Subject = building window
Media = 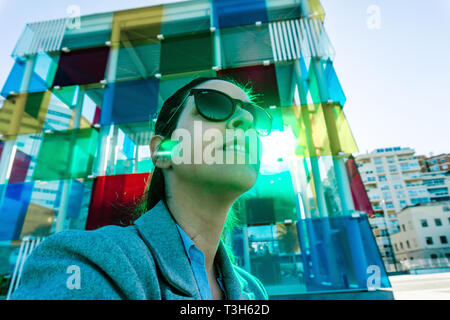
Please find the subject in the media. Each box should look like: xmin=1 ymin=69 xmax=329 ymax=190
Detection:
xmin=378 ymin=175 xmax=387 ymax=182
xmin=376 ymin=166 xmax=385 ymax=174
xmin=435 ymin=218 xmax=442 ymax=226
xmin=406 ymin=240 xmax=410 ymax=249
xmin=402 ymin=224 xmax=406 ymax=232
xmin=440 ymin=236 xmax=448 ymax=244
xmin=396 ymin=191 xmax=406 ymax=198
xmin=408 ymin=190 xmax=418 ymax=197
xmin=400 ymin=163 xmax=410 ymax=171
xmin=385 ymin=202 xmax=394 ymax=209
xmin=400 ymin=242 xmax=404 ymax=250
xmin=430 ymin=254 xmax=438 ymax=260
xmin=383 ymin=192 xmax=392 ymax=200
xmin=394 ymin=244 xmax=398 ymax=251
xmin=411 ymin=197 xmax=430 ymax=205
xmin=426 ymin=237 xmax=433 ymax=245
xmin=373 ymin=158 xmax=382 ymax=165
xmin=386 ymin=156 xmax=395 ymax=164
xmin=389 ymin=165 xmax=398 ymax=173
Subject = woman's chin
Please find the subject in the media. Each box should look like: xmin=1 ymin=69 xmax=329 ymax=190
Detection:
xmin=173 ymin=162 xmax=260 ymax=193
xmin=211 ymin=163 xmax=259 ymax=192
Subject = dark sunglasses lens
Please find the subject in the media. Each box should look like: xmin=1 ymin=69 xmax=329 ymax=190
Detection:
xmin=195 ymin=91 xmax=234 ymax=121
xmin=244 ymin=104 xmax=272 ymax=136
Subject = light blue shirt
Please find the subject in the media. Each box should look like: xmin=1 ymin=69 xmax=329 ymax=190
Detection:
xmin=175 ymin=224 xmax=226 ymax=300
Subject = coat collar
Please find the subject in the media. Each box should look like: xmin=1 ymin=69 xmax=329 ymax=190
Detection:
xmin=133 ymin=201 xmax=250 ymax=300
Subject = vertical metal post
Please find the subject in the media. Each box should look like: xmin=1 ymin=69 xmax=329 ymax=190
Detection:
xmin=54 ymin=87 xmax=84 ymax=233
xmin=293 ymin=60 xmax=341 ymax=286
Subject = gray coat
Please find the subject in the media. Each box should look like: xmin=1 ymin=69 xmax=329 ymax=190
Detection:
xmin=11 ymin=201 xmax=268 ymax=300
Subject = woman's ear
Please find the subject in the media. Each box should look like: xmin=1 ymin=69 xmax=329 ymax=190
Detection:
xmin=150 ymin=135 xmax=172 ymax=169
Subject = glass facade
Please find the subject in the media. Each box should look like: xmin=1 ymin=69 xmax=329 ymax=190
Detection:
xmin=0 ymin=0 xmax=390 ymax=298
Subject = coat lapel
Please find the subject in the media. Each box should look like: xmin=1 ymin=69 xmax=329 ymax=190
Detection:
xmin=134 ymin=200 xmax=251 ymax=300
xmin=134 ymin=201 xmax=200 ymax=299
xmin=215 ymin=241 xmax=250 ymax=300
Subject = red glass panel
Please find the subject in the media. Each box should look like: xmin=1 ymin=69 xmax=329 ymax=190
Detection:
xmin=85 ymin=172 xmax=151 ymax=230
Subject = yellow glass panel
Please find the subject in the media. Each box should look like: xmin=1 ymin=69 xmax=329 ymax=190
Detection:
xmin=19 ymin=202 xmax=55 ymax=238
xmin=308 ymin=0 xmax=325 ymax=21
xmin=110 ymin=6 xmax=164 ymax=48
xmin=0 ymin=91 xmax=51 ymax=138
xmin=279 ymin=103 xmax=358 ymax=157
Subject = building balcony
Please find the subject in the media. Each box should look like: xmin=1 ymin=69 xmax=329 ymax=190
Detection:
xmin=403 ymin=174 xmax=421 ymax=181
xmin=372 ymin=204 xmax=383 ymax=211
xmin=368 ymin=194 xmax=382 ymax=203
xmin=362 ymin=177 xmax=377 ymax=186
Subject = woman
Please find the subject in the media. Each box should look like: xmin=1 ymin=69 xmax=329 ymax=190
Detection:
xmin=11 ymin=77 xmax=271 ymax=300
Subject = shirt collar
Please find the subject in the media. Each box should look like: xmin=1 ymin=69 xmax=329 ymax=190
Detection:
xmin=175 ymin=224 xmax=196 ymax=261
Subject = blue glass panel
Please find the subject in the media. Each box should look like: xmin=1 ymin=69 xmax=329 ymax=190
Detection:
xmin=324 ymin=60 xmax=346 ymax=107
xmin=54 ymin=179 xmax=85 ymax=219
xmin=0 ymin=182 xmax=34 ymax=241
xmin=100 ymin=79 xmax=159 ymax=125
xmin=1 ymin=60 xmax=47 ymax=98
xmin=212 ymin=0 xmax=268 ymax=29
xmin=123 ymin=134 xmax=135 ymax=159
xmin=300 ymin=215 xmax=389 ymax=292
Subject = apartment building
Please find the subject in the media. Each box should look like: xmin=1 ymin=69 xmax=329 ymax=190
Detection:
xmin=356 ymin=147 xmax=450 ymax=270
xmin=418 ymin=154 xmax=450 ymax=173
xmin=356 ymin=147 xmax=428 ymax=267
xmin=391 ymin=201 xmax=450 ymax=266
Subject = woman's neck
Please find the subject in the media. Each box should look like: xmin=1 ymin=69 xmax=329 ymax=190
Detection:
xmin=165 ymin=174 xmax=238 ymax=273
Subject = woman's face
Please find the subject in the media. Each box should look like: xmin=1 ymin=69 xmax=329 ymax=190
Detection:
xmin=168 ymin=79 xmax=263 ymax=193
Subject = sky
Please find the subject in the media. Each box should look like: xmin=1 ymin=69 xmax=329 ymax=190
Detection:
xmin=0 ymin=0 xmax=448 ymax=156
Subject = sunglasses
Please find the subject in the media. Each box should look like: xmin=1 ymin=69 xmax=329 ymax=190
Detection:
xmin=167 ymin=88 xmax=272 ymax=136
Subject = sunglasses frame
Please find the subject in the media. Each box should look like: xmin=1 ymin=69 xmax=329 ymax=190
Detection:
xmin=165 ymin=88 xmax=272 ymax=136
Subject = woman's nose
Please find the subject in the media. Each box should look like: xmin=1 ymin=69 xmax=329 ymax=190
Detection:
xmin=226 ymin=106 xmax=254 ymax=131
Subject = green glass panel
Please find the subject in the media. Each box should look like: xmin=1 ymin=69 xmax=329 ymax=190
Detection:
xmin=61 ymin=13 xmax=113 ymax=50
xmin=221 ymin=24 xmax=273 ymax=68
xmin=137 ymin=159 xmax=154 ymax=173
xmin=275 ymin=63 xmax=296 ymax=107
xmin=52 ymin=86 xmax=78 ymax=108
xmin=159 ymin=31 xmax=213 ymax=76
xmin=161 ymin=1 xmax=210 ymax=36
xmin=33 ymin=128 xmax=98 ymax=181
xmin=266 ymin=0 xmax=301 ymax=21
xmin=157 ymin=70 xmax=216 ymax=110
xmin=236 ymin=172 xmax=297 ymax=225
xmin=114 ymin=42 xmax=161 ymax=81
xmin=24 ymin=92 xmax=45 ymax=119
